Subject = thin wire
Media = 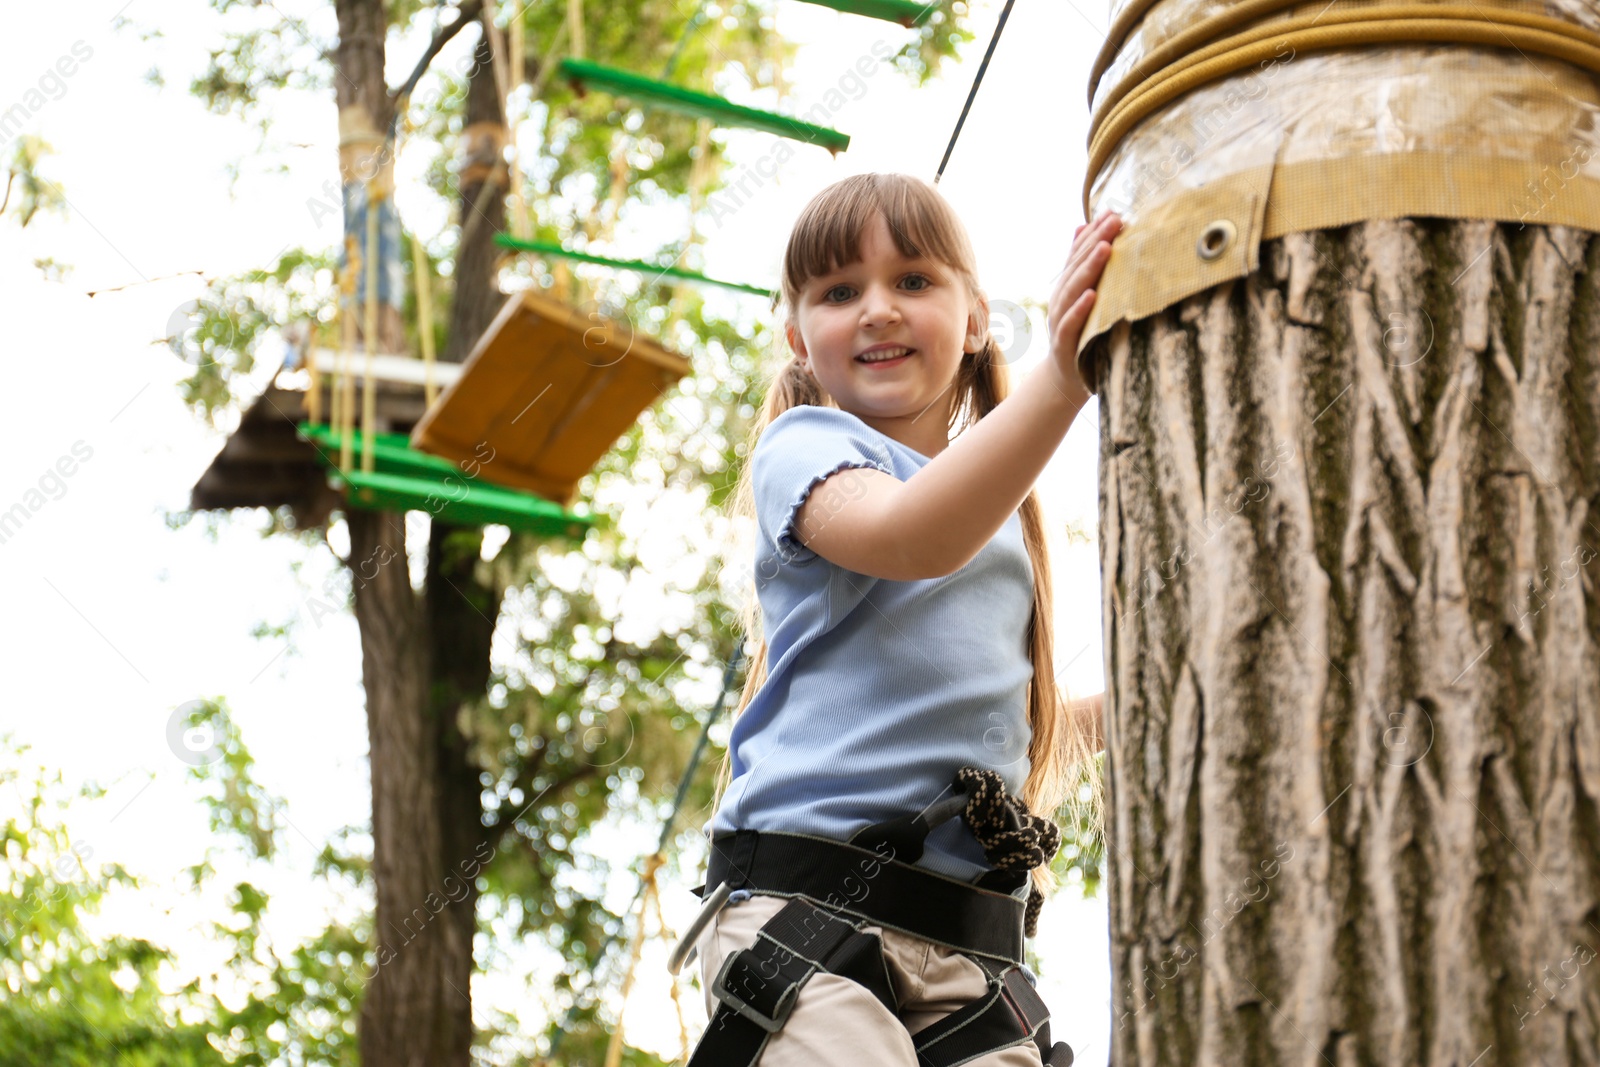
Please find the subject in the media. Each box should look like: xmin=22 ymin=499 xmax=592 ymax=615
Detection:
xmin=933 ymin=0 xmax=1019 ymax=185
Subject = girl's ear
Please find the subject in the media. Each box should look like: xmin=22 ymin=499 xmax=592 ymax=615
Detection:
xmin=786 ymin=321 xmax=809 ymax=367
xmin=964 ymin=293 xmax=991 ymax=353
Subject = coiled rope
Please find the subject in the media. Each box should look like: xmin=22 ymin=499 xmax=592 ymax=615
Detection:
xmin=1083 ymin=1 xmax=1600 ymax=216
xmin=956 ymin=767 xmax=1062 ymax=938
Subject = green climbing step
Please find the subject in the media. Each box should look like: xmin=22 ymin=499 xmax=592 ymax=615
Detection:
xmin=796 ymin=0 xmax=936 ymax=26
xmin=493 ymin=235 xmax=774 ymax=298
xmin=333 ymin=469 xmax=594 ymax=539
xmin=559 ymin=57 xmax=851 ymax=154
xmin=297 ymin=422 xmax=597 ymax=539
xmin=299 ymin=422 xmax=473 ymax=486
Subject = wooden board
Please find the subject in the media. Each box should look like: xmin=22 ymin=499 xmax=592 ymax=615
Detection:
xmin=408 ymin=289 xmax=692 ymax=505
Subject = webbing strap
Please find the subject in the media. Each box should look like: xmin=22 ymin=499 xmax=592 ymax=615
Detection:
xmin=689 ymin=898 xmax=895 ymax=1067
xmin=687 ymin=896 xmax=1075 ymax=1067
xmin=912 ymin=963 xmax=1053 ymax=1067
xmin=707 ymin=830 xmax=1027 ymax=964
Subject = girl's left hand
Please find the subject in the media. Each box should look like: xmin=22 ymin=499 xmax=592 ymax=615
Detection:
xmin=1046 ymin=210 xmax=1122 ymax=406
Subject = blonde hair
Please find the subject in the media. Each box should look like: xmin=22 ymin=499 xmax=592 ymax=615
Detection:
xmin=719 ymin=173 xmax=1103 ymax=896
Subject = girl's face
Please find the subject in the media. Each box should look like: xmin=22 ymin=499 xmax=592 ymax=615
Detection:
xmin=787 ymin=213 xmax=986 ymax=456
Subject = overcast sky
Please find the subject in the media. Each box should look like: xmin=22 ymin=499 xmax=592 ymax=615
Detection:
xmin=0 ymin=1 xmax=1115 ymax=1062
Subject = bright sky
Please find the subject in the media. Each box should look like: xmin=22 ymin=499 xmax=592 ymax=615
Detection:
xmin=0 ymin=0 xmax=1114 ymax=1062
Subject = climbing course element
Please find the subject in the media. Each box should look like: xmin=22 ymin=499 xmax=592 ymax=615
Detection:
xmin=795 ymin=0 xmax=937 ymax=26
xmin=409 ymin=289 xmax=693 ymax=506
xmin=494 ymin=234 xmax=774 ymax=298
xmin=1076 ymin=0 xmax=1600 ymax=383
xmin=298 ymin=422 xmax=596 ymax=539
xmin=559 ymin=57 xmax=852 ymax=153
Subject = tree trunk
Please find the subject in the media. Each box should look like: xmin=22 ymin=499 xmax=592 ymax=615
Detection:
xmin=335 ymin=4 xmax=501 ymax=1065
xmin=424 ymin=25 xmax=512 ymax=1066
xmin=1096 ymin=218 xmax=1600 ymax=1066
xmin=350 ymin=506 xmax=451 ymax=1067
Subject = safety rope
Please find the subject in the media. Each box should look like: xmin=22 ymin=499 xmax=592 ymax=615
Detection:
xmin=360 ymin=179 xmax=381 ymax=474
xmin=956 ymin=767 xmax=1061 ymax=938
xmin=410 ymin=233 xmax=439 ymax=409
xmin=337 ymin=234 xmax=360 ymax=472
xmin=1084 ymin=2 xmax=1600 ymax=215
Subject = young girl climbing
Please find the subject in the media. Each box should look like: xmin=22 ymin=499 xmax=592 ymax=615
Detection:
xmin=683 ymin=172 xmax=1121 ymax=1067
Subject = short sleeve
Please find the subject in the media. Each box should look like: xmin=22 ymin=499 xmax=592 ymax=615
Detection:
xmin=751 ymin=406 xmax=897 ymax=566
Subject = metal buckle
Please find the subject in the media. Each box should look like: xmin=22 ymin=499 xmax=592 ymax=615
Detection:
xmin=710 ymin=950 xmax=799 ymax=1034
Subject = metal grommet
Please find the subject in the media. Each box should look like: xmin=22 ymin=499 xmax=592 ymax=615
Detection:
xmin=1197 ymin=220 xmax=1236 ymax=261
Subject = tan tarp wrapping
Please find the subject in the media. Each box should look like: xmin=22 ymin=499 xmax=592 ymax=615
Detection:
xmin=1076 ymin=0 xmax=1600 ymax=389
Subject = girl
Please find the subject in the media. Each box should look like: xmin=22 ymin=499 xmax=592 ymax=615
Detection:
xmin=686 ymin=173 xmax=1120 ymax=1067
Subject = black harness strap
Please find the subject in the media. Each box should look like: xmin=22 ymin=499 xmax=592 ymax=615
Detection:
xmin=690 ymin=898 xmax=895 ymax=1067
xmin=912 ymin=959 xmax=1073 ymax=1067
xmin=706 ymin=829 xmax=1027 ymax=965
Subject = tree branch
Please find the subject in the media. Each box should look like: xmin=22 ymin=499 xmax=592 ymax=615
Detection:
xmin=389 ymin=0 xmax=486 ymax=108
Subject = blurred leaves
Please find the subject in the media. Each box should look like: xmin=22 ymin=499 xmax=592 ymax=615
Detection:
xmin=0 ymin=739 xmax=227 ymax=1065
xmin=3 ymin=135 xmax=66 ymax=228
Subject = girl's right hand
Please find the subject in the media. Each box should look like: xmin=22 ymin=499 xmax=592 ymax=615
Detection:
xmin=1046 ymin=209 xmax=1123 ymax=408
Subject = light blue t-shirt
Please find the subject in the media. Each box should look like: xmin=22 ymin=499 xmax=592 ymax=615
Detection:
xmin=711 ymin=404 xmax=1035 ymax=884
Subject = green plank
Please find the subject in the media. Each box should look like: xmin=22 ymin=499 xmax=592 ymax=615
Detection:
xmin=559 ymin=57 xmax=851 ymax=154
xmin=493 ymin=235 xmax=775 ymax=298
xmin=333 ymin=469 xmax=598 ymax=540
xmin=795 ymin=0 xmax=937 ymax=26
xmin=298 ymin=422 xmax=472 ymax=486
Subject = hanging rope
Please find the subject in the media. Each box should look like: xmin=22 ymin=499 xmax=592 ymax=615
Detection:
xmin=338 ymin=233 xmax=360 ymax=471
xmin=360 ymin=179 xmax=382 ymax=474
xmin=410 ymin=233 xmax=439 ymax=409
xmin=933 ymin=0 xmax=1017 ymax=185
xmin=662 ymin=1 xmax=709 ymax=82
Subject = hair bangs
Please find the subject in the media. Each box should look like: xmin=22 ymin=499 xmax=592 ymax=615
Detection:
xmin=780 ymin=174 xmax=977 ymax=313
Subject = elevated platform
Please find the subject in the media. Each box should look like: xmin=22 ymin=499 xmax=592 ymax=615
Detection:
xmin=409 ymin=289 xmax=693 ymax=507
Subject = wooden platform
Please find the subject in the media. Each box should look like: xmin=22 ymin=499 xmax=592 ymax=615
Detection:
xmin=408 ymin=289 xmax=693 ymax=506
xmin=189 ymin=352 xmax=463 ymax=529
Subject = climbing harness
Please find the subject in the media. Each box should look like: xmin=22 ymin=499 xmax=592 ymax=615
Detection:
xmin=681 ymin=767 xmax=1075 ymax=1067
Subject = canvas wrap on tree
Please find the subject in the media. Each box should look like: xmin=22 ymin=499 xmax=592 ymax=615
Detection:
xmin=1076 ymin=0 xmax=1600 ymax=389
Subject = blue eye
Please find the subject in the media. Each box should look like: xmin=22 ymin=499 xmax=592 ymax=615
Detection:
xmin=903 ymin=274 xmax=931 ymax=291
xmin=824 ymin=284 xmax=853 ymax=303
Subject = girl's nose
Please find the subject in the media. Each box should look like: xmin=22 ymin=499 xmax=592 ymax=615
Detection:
xmin=859 ymin=283 xmax=901 ymax=327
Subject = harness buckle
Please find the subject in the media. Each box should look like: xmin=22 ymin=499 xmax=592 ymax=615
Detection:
xmin=710 ymin=948 xmax=801 ymax=1034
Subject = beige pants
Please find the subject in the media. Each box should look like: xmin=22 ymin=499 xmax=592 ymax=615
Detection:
xmin=696 ymin=893 xmax=1046 ymax=1066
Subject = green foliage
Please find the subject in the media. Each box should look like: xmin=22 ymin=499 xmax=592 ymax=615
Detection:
xmin=175 ymin=703 xmax=372 ymax=1065
xmin=178 ymin=698 xmax=284 ymax=863
xmin=0 ymin=725 xmax=374 ymax=1067
xmin=3 ymin=135 xmax=66 ymax=228
xmin=169 ymin=249 xmax=329 ymax=427
xmin=0 ymin=740 xmax=228 ymax=1066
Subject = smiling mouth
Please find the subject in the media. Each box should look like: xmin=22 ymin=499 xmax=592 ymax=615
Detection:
xmin=856 ymin=346 xmax=915 ymax=364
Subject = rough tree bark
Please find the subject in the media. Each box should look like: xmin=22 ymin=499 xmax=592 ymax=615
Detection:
xmin=336 ymin=5 xmax=505 ymax=1065
xmin=1096 ymin=219 xmax=1600 ymax=1066
xmin=423 ymin=25 xmax=509 ymax=1066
